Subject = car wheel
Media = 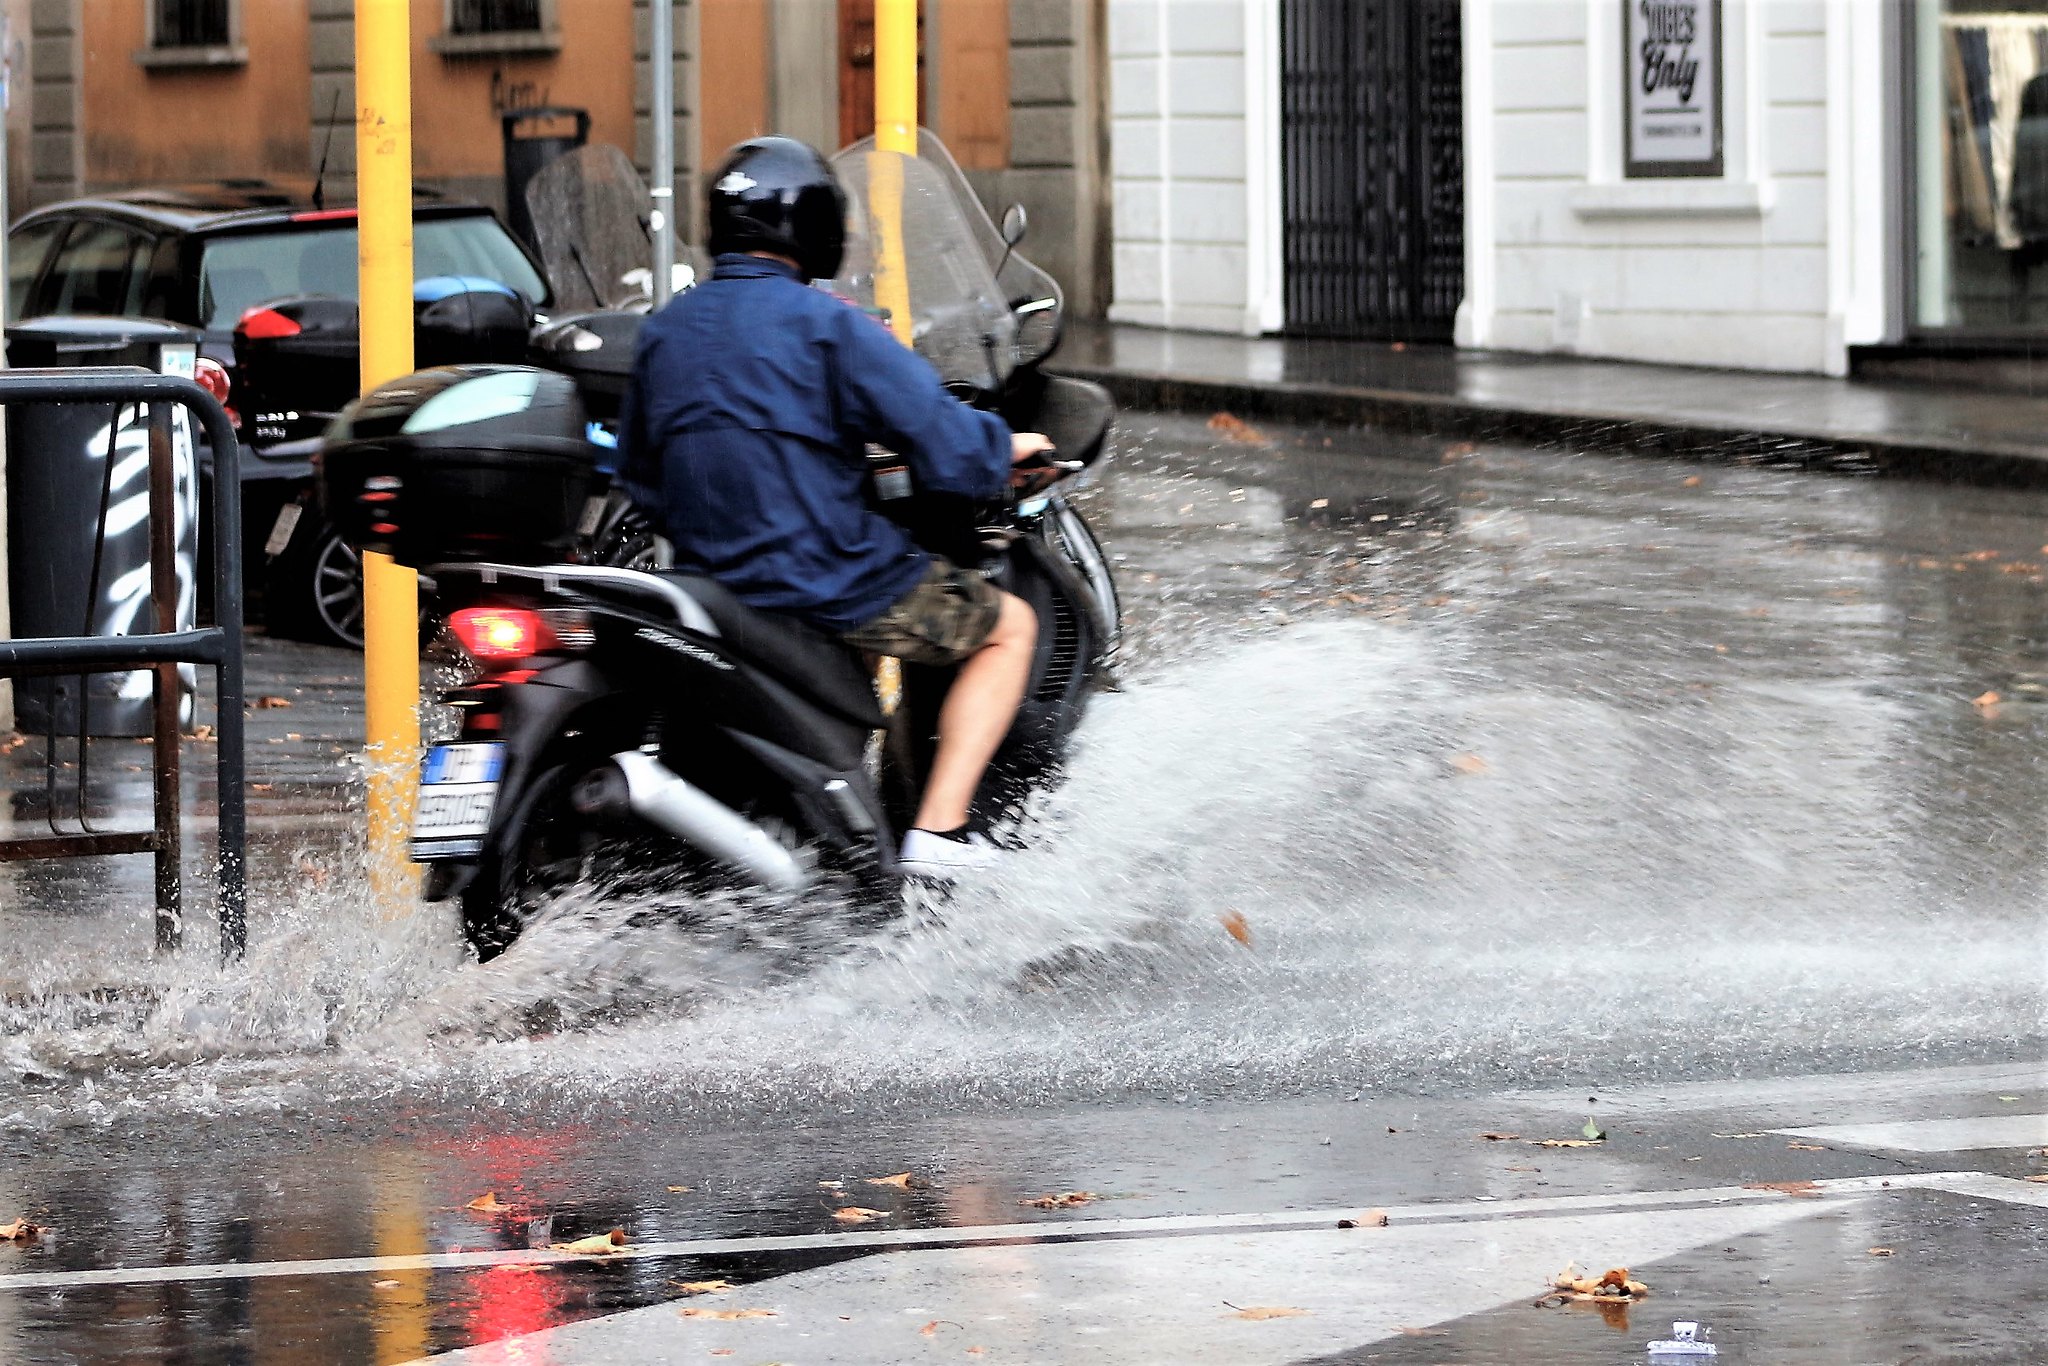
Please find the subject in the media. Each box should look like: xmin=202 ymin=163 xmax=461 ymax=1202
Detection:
xmin=265 ymin=519 xmax=365 ymax=647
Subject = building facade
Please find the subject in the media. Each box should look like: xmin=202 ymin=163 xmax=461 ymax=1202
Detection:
xmin=1107 ymin=1 xmax=2048 ymax=380
xmin=8 ymin=0 xmax=1110 ymax=314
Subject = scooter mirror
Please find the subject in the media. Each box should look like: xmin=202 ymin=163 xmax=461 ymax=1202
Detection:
xmin=1001 ymin=203 xmax=1029 ymax=246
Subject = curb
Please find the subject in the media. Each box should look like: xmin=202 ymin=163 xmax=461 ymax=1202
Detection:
xmin=1056 ymin=364 xmax=2048 ymax=491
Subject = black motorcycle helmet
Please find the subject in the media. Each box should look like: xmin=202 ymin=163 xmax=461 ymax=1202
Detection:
xmin=706 ymin=137 xmax=848 ymax=281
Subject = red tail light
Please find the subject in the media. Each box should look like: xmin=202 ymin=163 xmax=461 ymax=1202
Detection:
xmin=238 ymin=306 xmax=301 ymax=340
xmin=193 ymin=357 xmax=231 ymax=404
xmin=450 ymin=607 xmax=555 ymax=665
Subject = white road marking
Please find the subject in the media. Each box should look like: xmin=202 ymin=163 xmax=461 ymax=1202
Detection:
xmin=411 ymin=1197 xmax=1846 ymax=1366
xmin=1778 ymin=1113 xmax=2048 ymax=1153
xmin=0 ymin=1172 xmax=2005 ymax=1295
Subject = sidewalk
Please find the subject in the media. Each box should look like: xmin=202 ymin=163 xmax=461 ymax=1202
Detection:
xmin=1057 ymin=321 xmax=2048 ymax=487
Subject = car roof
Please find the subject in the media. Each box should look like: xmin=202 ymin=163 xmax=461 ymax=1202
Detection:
xmin=14 ymin=180 xmax=483 ymax=234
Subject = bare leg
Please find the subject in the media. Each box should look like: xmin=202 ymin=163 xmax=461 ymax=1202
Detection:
xmin=914 ymin=592 xmax=1036 ymax=832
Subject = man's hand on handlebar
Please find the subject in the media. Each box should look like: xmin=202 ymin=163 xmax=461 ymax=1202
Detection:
xmin=1010 ymin=432 xmax=1076 ymax=492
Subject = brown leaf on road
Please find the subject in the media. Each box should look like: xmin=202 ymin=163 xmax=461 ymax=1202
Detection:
xmin=679 ymin=1307 xmax=776 ymax=1321
xmin=1966 ymin=549 xmax=2002 ymax=561
xmin=1337 ymin=1209 xmax=1388 ymax=1229
xmin=1532 ymin=1138 xmax=1603 ymax=1148
xmin=967 ymin=1349 xmax=987 ymax=1357
xmin=0 ymin=1219 xmax=45 ymax=1242
xmin=865 ymin=1171 xmax=925 ymax=1190
xmin=1681 ymin=476 xmax=1702 ymax=488
xmin=1219 ymin=910 xmax=1253 ymax=947
xmin=1973 ymin=691 xmax=2002 ymax=710
xmin=1450 ymin=753 xmax=1488 ymax=775
xmin=1479 ymin=1132 xmax=1520 ymax=1141
xmin=1745 ymin=1180 xmax=1822 ymax=1199
xmin=1787 ymin=1142 xmax=1828 ymax=1152
xmin=919 ymin=1320 xmax=964 ymax=1337
xmin=1019 ymin=1191 xmax=1098 ymax=1210
xmin=674 ymin=1280 xmax=734 ymax=1296
xmin=1206 ymin=412 xmax=1274 ymax=447
xmin=254 ymin=695 xmax=294 ymax=709
xmin=464 ymin=1192 xmax=511 ymax=1213
xmin=550 ymin=1228 xmax=629 ymax=1255
xmin=1868 ymin=1247 xmax=1895 ymax=1257
xmin=1226 ymin=1305 xmax=1309 ymax=1320
xmin=830 ymin=1206 xmax=888 ymax=1223
xmin=2025 ymin=1175 xmax=2048 ymax=1184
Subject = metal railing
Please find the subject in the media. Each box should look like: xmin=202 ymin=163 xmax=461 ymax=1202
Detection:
xmin=0 ymin=368 xmax=246 ymax=958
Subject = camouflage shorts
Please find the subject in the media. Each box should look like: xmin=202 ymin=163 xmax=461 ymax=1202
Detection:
xmin=842 ymin=559 xmax=1002 ymax=666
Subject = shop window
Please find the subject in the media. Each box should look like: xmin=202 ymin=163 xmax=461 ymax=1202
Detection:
xmin=436 ymin=0 xmax=559 ymax=55
xmin=138 ymin=0 xmax=243 ymax=67
xmin=1914 ymin=0 xmax=2048 ymax=331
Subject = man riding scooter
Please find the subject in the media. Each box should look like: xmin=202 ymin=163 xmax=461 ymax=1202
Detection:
xmin=617 ymin=137 xmax=1055 ymax=879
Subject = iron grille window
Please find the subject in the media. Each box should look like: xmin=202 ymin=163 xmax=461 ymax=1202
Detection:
xmin=154 ymin=0 xmax=231 ymax=48
xmin=450 ymin=0 xmax=544 ymax=34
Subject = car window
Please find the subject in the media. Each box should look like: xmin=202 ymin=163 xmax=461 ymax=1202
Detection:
xmin=45 ymin=220 xmax=153 ymax=315
xmin=197 ymin=215 xmax=551 ymax=329
xmin=7 ymin=219 xmax=64 ymax=321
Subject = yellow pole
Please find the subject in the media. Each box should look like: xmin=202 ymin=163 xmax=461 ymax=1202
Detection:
xmin=356 ymin=0 xmax=420 ymax=904
xmin=871 ymin=0 xmax=918 ymax=717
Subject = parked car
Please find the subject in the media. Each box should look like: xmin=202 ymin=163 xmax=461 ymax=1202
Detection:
xmin=7 ymin=181 xmax=554 ymax=645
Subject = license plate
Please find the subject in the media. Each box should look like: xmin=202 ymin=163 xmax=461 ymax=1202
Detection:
xmin=264 ymin=502 xmax=303 ymax=557
xmin=410 ymin=742 xmax=505 ymax=859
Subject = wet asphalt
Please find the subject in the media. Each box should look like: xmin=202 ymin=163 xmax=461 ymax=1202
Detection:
xmin=0 ymin=411 xmax=2046 ymax=1362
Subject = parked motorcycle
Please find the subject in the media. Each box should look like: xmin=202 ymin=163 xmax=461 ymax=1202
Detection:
xmin=319 ymin=132 xmax=1119 ymax=960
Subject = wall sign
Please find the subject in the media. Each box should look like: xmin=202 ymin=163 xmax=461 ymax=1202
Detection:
xmin=1624 ymin=0 xmax=1723 ymax=178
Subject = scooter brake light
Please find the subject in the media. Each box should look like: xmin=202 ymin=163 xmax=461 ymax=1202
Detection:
xmin=450 ymin=607 xmax=556 ymax=665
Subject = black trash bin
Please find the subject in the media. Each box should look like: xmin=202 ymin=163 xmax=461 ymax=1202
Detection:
xmin=6 ymin=316 xmax=203 ymax=736
xmin=503 ymin=106 xmax=591 ymax=255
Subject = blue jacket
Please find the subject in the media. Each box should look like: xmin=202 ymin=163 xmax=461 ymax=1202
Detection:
xmin=618 ymin=254 xmax=1014 ymax=630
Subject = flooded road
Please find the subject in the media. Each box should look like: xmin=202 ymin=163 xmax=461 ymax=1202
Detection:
xmin=1 ymin=413 xmax=2045 ymax=1360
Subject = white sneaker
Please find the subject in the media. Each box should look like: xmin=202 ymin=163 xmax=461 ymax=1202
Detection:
xmin=898 ymin=827 xmax=1000 ymax=880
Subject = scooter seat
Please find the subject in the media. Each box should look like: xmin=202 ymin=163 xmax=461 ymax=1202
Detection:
xmin=660 ymin=574 xmax=887 ymax=730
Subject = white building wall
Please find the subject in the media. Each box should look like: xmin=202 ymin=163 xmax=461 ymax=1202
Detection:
xmin=1467 ymin=0 xmax=1892 ymax=375
xmin=1107 ymin=0 xmax=1281 ymax=334
xmin=1102 ymin=0 xmax=1892 ymax=375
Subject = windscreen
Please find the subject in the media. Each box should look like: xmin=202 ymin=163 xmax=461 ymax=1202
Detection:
xmin=197 ymin=216 xmax=550 ymax=329
xmin=833 ymin=130 xmax=1064 ymax=371
xmin=828 ymin=143 xmax=1019 ymax=391
xmin=524 ymin=144 xmax=704 ymax=311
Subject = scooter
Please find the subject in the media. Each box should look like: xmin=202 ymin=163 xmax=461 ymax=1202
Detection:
xmin=320 ymin=133 xmax=1119 ymax=960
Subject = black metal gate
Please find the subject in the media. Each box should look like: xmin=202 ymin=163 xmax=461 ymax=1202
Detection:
xmin=1280 ymin=0 xmax=1464 ymax=341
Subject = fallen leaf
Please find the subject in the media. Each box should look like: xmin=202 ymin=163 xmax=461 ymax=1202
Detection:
xmin=1480 ymin=1132 xmax=1520 ymax=1141
xmin=865 ymin=1172 xmax=921 ymax=1189
xmin=1507 ymin=1164 xmax=1542 ymax=1172
xmin=0 ymin=1219 xmax=44 ymax=1242
xmin=1868 ymin=1247 xmax=1894 ymax=1257
xmin=830 ymin=1206 xmax=888 ymax=1223
xmin=1682 ymin=476 xmax=1702 ymax=488
xmin=1582 ymin=1118 xmax=1607 ymax=1141
xmin=1206 ymin=412 xmax=1274 ymax=447
xmin=1967 ymin=550 xmax=2002 ymax=561
xmin=1227 ymin=1305 xmax=1309 ymax=1320
xmin=190 ymin=724 xmax=215 ymax=741
xmin=1711 ymin=1132 xmax=1767 ymax=1139
xmin=372 ymin=1279 xmax=402 ymax=1289
xmin=710 ymin=1353 xmax=734 ymax=1359
xmin=465 ymin=1192 xmax=511 ymax=1213
xmin=918 ymin=1319 xmax=964 ymax=1336
xmin=1337 ymin=1209 xmax=1388 ymax=1229
xmin=1219 ymin=910 xmax=1253 ymax=947
xmin=1787 ymin=1142 xmax=1828 ymax=1152
xmin=674 ymin=1280 xmax=734 ymax=1296
xmin=1974 ymin=691 xmax=2002 ymax=709
xmin=817 ymin=1180 xmax=844 ymax=1189
xmin=551 ymin=1228 xmax=629 ymax=1254
xmin=1744 ymin=1180 xmax=1822 ymax=1199
xmin=679 ymin=1307 xmax=776 ymax=1320
xmin=1998 ymin=1095 xmax=2022 ymax=1102
xmin=1533 ymin=1138 xmax=1603 ymax=1148
xmin=1309 ymin=497 xmax=1330 ymax=509
xmin=1450 ymin=753 xmax=1488 ymax=775
xmin=255 ymin=695 xmax=294 ymax=709
xmin=1019 ymin=1191 xmax=1098 ymax=1210
xmin=667 ymin=1185 xmax=693 ymax=1193
xmin=2024 ymin=1175 xmax=2048 ymax=1184
xmin=967 ymin=1349 xmax=987 ymax=1357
